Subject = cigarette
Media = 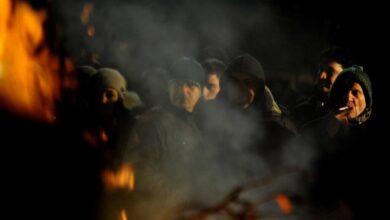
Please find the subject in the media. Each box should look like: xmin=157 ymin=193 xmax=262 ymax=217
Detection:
xmin=338 ymin=106 xmax=350 ymax=111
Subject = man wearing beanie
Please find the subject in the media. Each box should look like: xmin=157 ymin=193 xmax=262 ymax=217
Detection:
xmin=301 ymin=66 xmax=373 ymax=219
xmin=198 ymin=54 xmax=294 ymax=168
xmin=121 ymin=57 xmax=206 ymax=220
xmin=83 ymin=67 xmax=142 ymax=152
xmin=292 ymin=47 xmax=354 ymax=130
xmin=302 ymin=65 xmax=372 ymax=138
xmin=127 ymin=57 xmax=204 ymax=162
xmin=330 ymin=65 xmax=372 ymax=126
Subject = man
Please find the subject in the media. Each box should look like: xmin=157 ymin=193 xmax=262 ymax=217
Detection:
xmin=292 ymin=47 xmax=353 ymax=129
xmin=127 ymin=56 xmax=205 ymax=167
xmin=302 ymin=65 xmax=372 ymax=138
xmin=302 ymin=66 xmax=373 ymax=219
xmin=122 ymin=57 xmax=205 ymax=220
xmin=200 ymin=54 xmax=294 ymax=167
xmin=329 ymin=66 xmax=372 ymax=127
xmin=202 ymin=58 xmax=226 ymax=101
xmin=84 ymin=67 xmax=142 ymax=151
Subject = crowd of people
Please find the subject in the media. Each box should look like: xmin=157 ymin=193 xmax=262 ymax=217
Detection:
xmin=61 ymin=46 xmax=373 ymax=220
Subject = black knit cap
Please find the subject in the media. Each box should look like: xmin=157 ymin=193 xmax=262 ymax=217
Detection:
xmin=169 ymin=57 xmax=205 ymax=86
xmin=221 ymin=54 xmax=266 ymax=99
xmin=224 ymin=54 xmax=265 ymax=82
xmin=329 ymin=65 xmax=372 ymax=110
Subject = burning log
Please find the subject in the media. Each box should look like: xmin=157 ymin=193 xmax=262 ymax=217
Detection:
xmin=120 ymin=209 xmax=128 ymax=220
xmin=163 ymin=167 xmax=301 ymax=220
xmin=274 ymin=194 xmax=292 ymax=215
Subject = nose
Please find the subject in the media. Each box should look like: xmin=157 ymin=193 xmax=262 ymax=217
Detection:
xmin=347 ymin=90 xmax=354 ymax=101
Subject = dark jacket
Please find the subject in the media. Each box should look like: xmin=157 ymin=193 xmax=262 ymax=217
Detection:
xmin=291 ymin=90 xmax=330 ymax=131
xmin=126 ymin=105 xmax=203 ymax=170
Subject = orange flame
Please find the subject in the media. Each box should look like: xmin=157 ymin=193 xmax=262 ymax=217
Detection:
xmin=0 ymin=0 xmax=70 ymax=123
xmin=100 ymin=129 xmax=109 ymax=143
xmin=80 ymin=3 xmax=93 ymax=25
xmin=274 ymin=193 xmax=292 ymax=215
xmin=119 ymin=209 xmax=127 ymax=220
xmin=87 ymin=25 xmax=95 ymax=37
xmin=102 ymin=163 xmax=135 ymax=191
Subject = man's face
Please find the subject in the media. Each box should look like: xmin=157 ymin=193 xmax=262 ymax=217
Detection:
xmin=168 ymin=80 xmax=202 ymax=113
xmin=318 ymin=61 xmax=343 ymax=96
xmin=91 ymin=87 xmax=121 ymax=120
xmin=226 ymin=72 xmax=256 ymax=109
xmin=344 ymin=82 xmax=367 ymax=119
xmin=203 ymin=73 xmax=220 ymax=101
xmin=101 ymin=88 xmax=120 ymax=105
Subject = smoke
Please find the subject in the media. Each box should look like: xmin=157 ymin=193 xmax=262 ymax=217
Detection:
xmin=49 ymin=0 xmax=323 ymax=219
xmin=52 ymin=0 xmax=323 ymax=86
xmin=113 ymin=98 xmax=319 ymax=220
xmin=53 ymin=0 xmax=233 ymax=80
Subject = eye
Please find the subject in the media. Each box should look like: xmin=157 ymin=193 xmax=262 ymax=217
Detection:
xmin=351 ymin=88 xmax=364 ymax=98
xmin=325 ymin=67 xmax=335 ymax=76
xmin=205 ymin=83 xmax=213 ymax=89
xmin=103 ymin=89 xmax=119 ymax=103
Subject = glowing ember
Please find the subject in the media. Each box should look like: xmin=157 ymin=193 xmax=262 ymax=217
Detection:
xmin=80 ymin=3 xmax=93 ymax=25
xmin=119 ymin=209 xmax=127 ymax=220
xmin=102 ymin=163 xmax=135 ymax=191
xmin=274 ymin=193 xmax=292 ymax=215
xmin=100 ymin=129 xmax=109 ymax=143
xmin=0 ymin=0 xmax=71 ymax=123
xmin=87 ymin=25 xmax=95 ymax=37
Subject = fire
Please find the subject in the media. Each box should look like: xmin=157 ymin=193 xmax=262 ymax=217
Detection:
xmin=0 ymin=0 xmax=70 ymax=123
xmin=87 ymin=25 xmax=95 ymax=37
xmin=80 ymin=3 xmax=93 ymax=25
xmin=100 ymin=129 xmax=109 ymax=143
xmin=119 ymin=209 xmax=127 ymax=220
xmin=274 ymin=193 xmax=292 ymax=215
xmin=81 ymin=4 xmax=95 ymax=38
xmin=102 ymin=163 xmax=135 ymax=191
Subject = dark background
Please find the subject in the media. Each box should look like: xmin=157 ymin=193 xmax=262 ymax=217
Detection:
xmin=2 ymin=0 xmax=386 ymax=219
